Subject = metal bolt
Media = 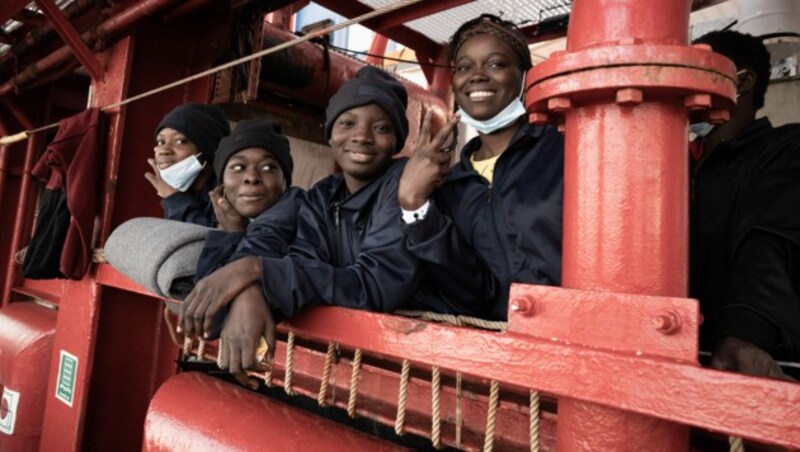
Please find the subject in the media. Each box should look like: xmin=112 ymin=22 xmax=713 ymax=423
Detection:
xmin=692 ymin=43 xmax=712 ymax=51
xmin=557 ymin=123 xmax=566 ymax=134
xmin=529 ymin=111 xmax=550 ymax=124
xmin=510 ymin=297 xmax=536 ymax=317
xmin=548 ymin=97 xmax=572 ymax=113
xmin=652 ymin=310 xmax=682 ymax=335
xmin=616 ymin=88 xmax=643 ymax=107
xmin=618 ymin=37 xmax=642 ymax=45
xmin=684 ymin=93 xmax=712 ymax=110
xmin=707 ymin=108 xmax=730 ymax=124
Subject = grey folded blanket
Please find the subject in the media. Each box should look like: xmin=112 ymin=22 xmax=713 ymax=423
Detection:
xmin=104 ymin=217 xmax=209 ymax=300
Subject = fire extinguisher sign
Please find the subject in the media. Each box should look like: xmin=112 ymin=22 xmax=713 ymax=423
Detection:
xmin=55 ymin=350 xmax=79 ymax=407
xmin=0 ymin=387 xmax=20 ymax=435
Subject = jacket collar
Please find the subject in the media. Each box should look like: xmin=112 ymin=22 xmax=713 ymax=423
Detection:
xmin=325 ymin=165 xmax=391 ymax=222
xmin=449 ymin=121 xmax=546 ymax=182
xmin=701 ymin=117 xmax=773 ymax=168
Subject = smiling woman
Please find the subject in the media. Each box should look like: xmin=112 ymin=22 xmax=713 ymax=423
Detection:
xmin=398 ymin=14 xmax=565 ymax=321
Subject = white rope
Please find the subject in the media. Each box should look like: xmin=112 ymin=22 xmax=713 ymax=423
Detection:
xmin=347 ymin=349 xmax=363 ymax=418
xmin=0 ymin=0 xmax=426 ymax=143
xmin=395 ymin=359 xmax=411 ymax=436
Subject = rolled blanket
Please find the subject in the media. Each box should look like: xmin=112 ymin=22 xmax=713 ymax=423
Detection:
xmin=104 ymin=218 xmax=210 ymax=299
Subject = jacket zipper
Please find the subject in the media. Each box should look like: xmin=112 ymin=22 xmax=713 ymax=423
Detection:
xmin=484 ymin=166 xmax=514 ymax=284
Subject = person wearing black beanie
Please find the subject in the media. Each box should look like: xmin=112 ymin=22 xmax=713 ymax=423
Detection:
xmin=146 ymin=102 xmax=230 ymax=227
xmin=325 ymin=66 xmax=409 ymax=153
xmin=210 ymin=118 xmax=294 ymax=231
xmin=180 ymin=66 xmax=475 ymax=378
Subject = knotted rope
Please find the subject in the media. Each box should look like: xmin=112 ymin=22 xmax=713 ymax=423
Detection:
xmin=395 ymin=359 xmax=411 ymax=435
xmin=285 ymin=331 xmax=296 ymax=395
xmin=530 ymin=390 xmax=540 ymax=452
xmin=318 ymin=341 xmax=337 ymax=406
xmin=162 ymin=306 xmax=182 ymax=347
xmin=347 ymin=348 xmax=363 ymax=418
xmin=431 ymin=366 xmax=442 ymax=449
xmin=729 ymin=436 xmax=745 ymax=452
xmin=483 ymin=380 xmax=501 ymax=452
xmin=395 ymin=310 xmax=507 ymax=332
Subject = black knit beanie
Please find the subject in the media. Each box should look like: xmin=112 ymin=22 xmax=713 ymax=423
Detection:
xmin=214 ymin=118 xmax=293 ymax=187
xmin=156 ymin=102 xmax=230 ymax=166
xmin=325 ymin=66 xmax=409 ymax=153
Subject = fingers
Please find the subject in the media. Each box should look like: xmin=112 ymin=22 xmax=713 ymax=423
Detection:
xmin=419 ymin=109 xmax=433 ymax=145
xmin=430 ymin=114 xmax=461 ymax=150
xmin=240 ymin=333 xmax=256 ymax=371
xmin=264 ymin=314 xmax=277 ymax=363
xmin=147 ymin=158 xmax=159 ymax=173
xmin=209 ymin=185 xmax=223 ymax=202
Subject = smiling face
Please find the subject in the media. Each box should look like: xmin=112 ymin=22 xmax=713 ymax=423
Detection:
xmin=154 ymin=127 xmax=201 ymax=170
xmin=452 ymin=33 xmax=524 ymax=121
xmin=222 ymin=147 xmax=285 ymax=218
xmin=328 ymin=103 xmax=396 ymax=193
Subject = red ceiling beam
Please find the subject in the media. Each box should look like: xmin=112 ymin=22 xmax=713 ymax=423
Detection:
xmin=0 ymin=0 xmax=31 ymax=26
xmin=312 ymin=0 xmax=441 ymax=56
xmin=13 ymin=9 xmax=46 ymax=27
xmin=362 ymin=0 xmax=474 ymax=32
xmin=34 ymin=0 xmax=105 ymax=81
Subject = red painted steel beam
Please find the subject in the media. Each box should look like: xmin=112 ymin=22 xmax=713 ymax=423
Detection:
xmin=34 ymin=0 xmax=105 ymax=81
xmin=312 ymin=0 xmax=441 ymax=57
xmin=145 ymin=372 xmax=412 ymax=451
xmin=283 ymin=306 xmax=800 ymax=449
xmin=366 ymin=33 xmax=389 ymax=66
xmin=1 ymin=97 xmax=34 ymax=307
xmin=0 ymin=0 xmax=183 ymax=97
xmin=0 ymin=0 xmax=30 ymax=26
xmin=362 ymin=0 xmax=474 ymax=32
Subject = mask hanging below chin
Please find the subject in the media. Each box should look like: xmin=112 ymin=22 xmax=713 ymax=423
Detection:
xmin=159 ymin=154 xmax=205 ymax=192
xmin=459 ymin=76 xmax=527 ymax=135
xmin=690 ymin=122 xmax=715 ymax=138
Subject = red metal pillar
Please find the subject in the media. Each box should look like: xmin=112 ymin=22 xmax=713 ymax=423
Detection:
xmin=526 ymin=0 xmax=736 ymax=450
xmin=1 ymin=98 xmax=36 ymax=307
xmin=366 ymin=33 xmax=389 ymax=66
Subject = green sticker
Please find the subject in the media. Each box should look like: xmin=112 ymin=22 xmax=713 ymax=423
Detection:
xmin=55 ymin=350 xmax=79 ymax=407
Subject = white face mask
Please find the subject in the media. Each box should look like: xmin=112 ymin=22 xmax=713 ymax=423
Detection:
xmin=690 ymin=122 xmax=715 ymax=138
xmin=459 ymin=77 xmax=527 ymax=135
xmin=159 ymin=154 xmax=205 ymax=192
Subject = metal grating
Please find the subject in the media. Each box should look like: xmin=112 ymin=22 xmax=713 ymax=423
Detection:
xmin=361 ymin=0 xmax=571 ymax=44
xmin=0 ymin=0 xmax=75 ymax=55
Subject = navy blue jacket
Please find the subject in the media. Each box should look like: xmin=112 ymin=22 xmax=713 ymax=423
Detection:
xmin=405 ymin=122 xmax=564 ymax=320
xmin=259 ymin=159 xmax=467 ymax=318
xmin=691 ymin=118 xmax=800 ymax=360
xmin=162 ymin=174 xmax=217 ymax=227
xmin=195 ymin=187 xmax=304 ymax=281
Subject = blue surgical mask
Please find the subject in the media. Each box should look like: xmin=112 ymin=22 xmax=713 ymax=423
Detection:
xmin=159 ymin=154 xmax=205 ymax=192
xmin=690 ymin=122 xmax=715 ymax=138
xmin=459 ymin=78 xmax=527 ymax=134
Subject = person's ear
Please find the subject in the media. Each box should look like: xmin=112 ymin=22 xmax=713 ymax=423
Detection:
xmin=736 ymin=68 xmax=757 ymax=95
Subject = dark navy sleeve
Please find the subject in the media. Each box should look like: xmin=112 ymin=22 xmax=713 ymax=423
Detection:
xmin=719 ymin=228 xmax=800 ymax=361
xmin=403 ymin=199 xmax=501 ymax=317
xmin=161 ymin=191 xmax=216 ymax=227
xmin=231 ymin=187 xmax=304 ymax=261
xmin=259 ymin=173 xmax=425 ymax=318
xmin=195 ymin=230 xmax=246 ymax=281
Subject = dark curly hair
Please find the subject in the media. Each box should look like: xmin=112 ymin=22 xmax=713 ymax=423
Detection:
xmin=695 ymin=30 xmax=771 ymax=110
xmin=447 ymin=14 xmax=532 ymax=71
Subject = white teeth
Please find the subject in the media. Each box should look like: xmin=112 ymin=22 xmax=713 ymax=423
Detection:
xmin=469 ymin=91 xmax=495 ymax=99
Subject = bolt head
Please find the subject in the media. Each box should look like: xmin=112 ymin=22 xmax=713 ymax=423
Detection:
xmin=616 ymin=88 xmax=643 ymax=107
xmin=684 ymin=94 xmax=712 ymax=110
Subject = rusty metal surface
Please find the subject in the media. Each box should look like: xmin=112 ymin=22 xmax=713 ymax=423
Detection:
xmin=144 ymin=372 xmax=411 ymax=452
